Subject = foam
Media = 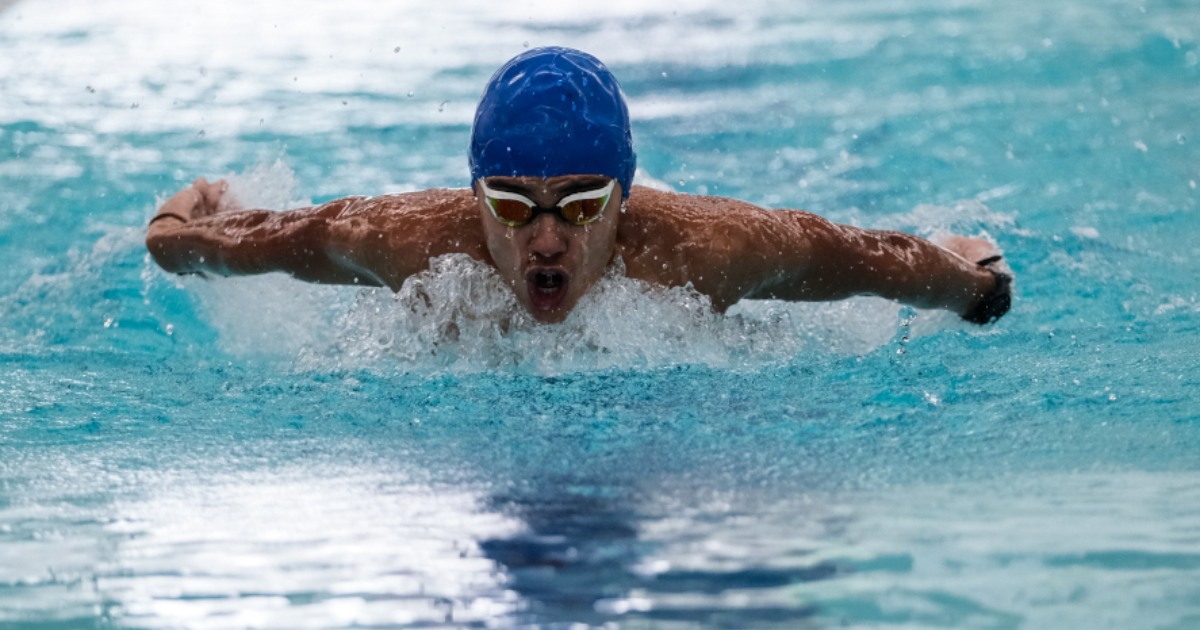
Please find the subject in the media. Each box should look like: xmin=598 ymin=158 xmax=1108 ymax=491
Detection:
xmin=189 ymin=253 xmax=952 ymax=376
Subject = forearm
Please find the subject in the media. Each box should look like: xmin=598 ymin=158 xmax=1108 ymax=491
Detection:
xmin=754 ymin=212 xmax=996 ymax=315
xmin=146 ymin=199 xmax=382 ymax=285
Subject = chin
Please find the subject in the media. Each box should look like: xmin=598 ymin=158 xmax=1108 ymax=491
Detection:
xmin=526 ymin=301 xmax=572 ymax=324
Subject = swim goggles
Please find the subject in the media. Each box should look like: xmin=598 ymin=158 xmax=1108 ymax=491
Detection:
xmin=478 ymin=179 xmax=615 ymax=227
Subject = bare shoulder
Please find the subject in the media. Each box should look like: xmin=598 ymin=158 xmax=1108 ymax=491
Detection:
xmin=619 ymin=187 xmax=748 ymax=251
xmin=325 ymin=188 xmax=488 ymax=288
xmin=617 ymin=187 xmax=827 ymax=309
xmin=328 ymin=188 xmax=476 ymax=226
xmin=618 ymin=187 xmax=784 ymax=305
xmin=618 ymin=186 xmax=821 ymax=237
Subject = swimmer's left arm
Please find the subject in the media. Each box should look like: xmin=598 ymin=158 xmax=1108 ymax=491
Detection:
xmin=740 ymin=208 xmax=1008 ymax=322
xmin=635 ymin=190 xmax=1010 ymax=322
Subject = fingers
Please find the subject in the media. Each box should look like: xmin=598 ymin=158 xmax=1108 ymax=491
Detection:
xmin=187 ymin=177 xmax=229 ymax=217
xmin=201 ymin=179 xmax=228 ymax=210
xmin=939 ymin=235 xmax=998 ymax=265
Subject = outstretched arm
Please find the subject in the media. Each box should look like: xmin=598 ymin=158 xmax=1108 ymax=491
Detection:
xmin=146 ymin=179 xmax=486 ymax=289
xmin=621 ymin=188 xmax=1012 ymax=323
xmin=747 ymin=209 xmax=1009 ymax=321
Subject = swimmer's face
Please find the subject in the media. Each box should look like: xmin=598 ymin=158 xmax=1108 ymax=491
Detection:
xmin=474 ymin=175 xmax=622 ymax=323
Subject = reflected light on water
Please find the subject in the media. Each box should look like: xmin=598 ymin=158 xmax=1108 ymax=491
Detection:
xmin=101 ymin=466 xmax=526 ymax=628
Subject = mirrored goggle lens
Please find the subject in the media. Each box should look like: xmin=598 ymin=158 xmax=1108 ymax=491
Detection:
xmin=559 ymin=195 xmax=608 ymax=225
xmin=488 ymin=197 xmax=533 ymax=226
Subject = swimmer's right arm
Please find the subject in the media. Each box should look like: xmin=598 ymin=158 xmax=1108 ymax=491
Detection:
xmin=146 ymin=179 xmax=487 ymax=288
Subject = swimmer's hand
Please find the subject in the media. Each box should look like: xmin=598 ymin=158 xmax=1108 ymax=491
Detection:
xmin=148 ymin=178 xmax=234 ymax=231
xmin=939 ymin=235 xmax=1014 ymax=324
xmin=939 ymin=235 xmax=1001 ymax=266
xmin=146 ymin=178 xmax=238 ymax=278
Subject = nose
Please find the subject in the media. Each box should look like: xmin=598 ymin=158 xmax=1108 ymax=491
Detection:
xmin=527 ymin=213 xmax=568 ymax=260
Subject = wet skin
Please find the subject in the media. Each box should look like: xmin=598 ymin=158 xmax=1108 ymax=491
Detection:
xmin=146 ymin=176 xmax=1002 ymax=322
xmin=474 ymin=175 xmax=620 ymax=323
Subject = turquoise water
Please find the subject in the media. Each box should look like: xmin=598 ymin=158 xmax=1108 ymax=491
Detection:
xmin=2 ymin=0 xmax=1199 ymax=627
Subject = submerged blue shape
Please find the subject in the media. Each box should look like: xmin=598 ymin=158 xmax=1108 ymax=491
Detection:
xmin=469 ymin=46 xmax=636 ymax=198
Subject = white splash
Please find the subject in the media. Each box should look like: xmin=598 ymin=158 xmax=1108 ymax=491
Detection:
xmin=188 ymin=253 xmax=944 ymax=375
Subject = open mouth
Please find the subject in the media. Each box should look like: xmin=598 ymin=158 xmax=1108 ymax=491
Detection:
xmin=525 ymin=268 xmax=570 ymax=313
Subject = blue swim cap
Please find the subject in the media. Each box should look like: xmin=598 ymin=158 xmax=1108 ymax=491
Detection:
xmin=469 ymin=47 xmax=636 ymax=199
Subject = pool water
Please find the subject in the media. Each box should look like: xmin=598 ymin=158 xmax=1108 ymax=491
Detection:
xmin=2 ymin=0 xmax=1198 ymax=627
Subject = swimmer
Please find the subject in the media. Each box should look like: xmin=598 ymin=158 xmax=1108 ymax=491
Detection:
xmin=147 ymin=46 xmax=1012 ymax=325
